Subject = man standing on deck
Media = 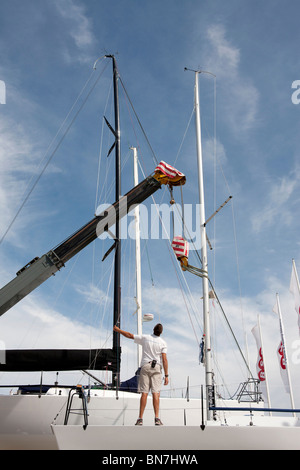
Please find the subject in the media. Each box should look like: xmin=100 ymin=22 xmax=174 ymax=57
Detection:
xmin=113 ymin=323 xmax=169 ymax=426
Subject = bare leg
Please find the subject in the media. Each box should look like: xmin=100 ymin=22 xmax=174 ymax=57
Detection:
xmin=152 ymin=392 xmax=160 ymax=418
xmin=139 ymin=393 xmax=148 ymax=419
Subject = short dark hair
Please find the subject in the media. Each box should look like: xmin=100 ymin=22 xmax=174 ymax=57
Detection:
xmin=153 ymin=323 xmax=163 ymax=336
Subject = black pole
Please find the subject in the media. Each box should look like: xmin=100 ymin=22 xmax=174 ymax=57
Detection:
xmin=200 ymin=385 xmax=205 ymax=430
xmin=109 ymin=55 xmax=121 ymax=390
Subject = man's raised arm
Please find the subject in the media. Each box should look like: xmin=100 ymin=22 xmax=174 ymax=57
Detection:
xmin=113 ymin=325 xmax=134 ymax=340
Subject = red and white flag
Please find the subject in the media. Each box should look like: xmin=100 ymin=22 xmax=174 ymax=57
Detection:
xmin=172 ymin=236 xmax=189 ymax=259
xmin=277 ymin=340 xmax=289 ymax=393
xmin=252 ymin=325 xmax=266 ymax=383
xmin=273 ymin=299 xmax=290 ymax=394
xmin=251 ymin=324 xmax=270 ymax=405
xmin=154 ymin=161 xmax=185 ymax=179
xmin=273 ymin=294 xmax=296 ymax=407
xmin=289 ymin=261 xmax=300 ymax=335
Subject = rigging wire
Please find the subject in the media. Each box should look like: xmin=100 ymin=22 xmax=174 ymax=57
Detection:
xmin=94 ymin=73 xmax=114 ymax=213
xmin=119 ymin=76 xmax=158 ymax=167
xmin=123 ymin=102 xmax=203 ymax=339
xmin=150 ymin=192 xmax=203 ymax=344
xmin=230 ymin=197 xmax=249 ymax=370
xmin=170 ymin=180 xmax=253 ymax=380
xmin=0 ymin=58 xmax=109 ymax=247
xmin=171 ymin=73 xmax=253 ymax=383
xmin=172 ymin=106 xmax=195 ymax=169
xmin=117 ymin=74 xmax=248 ymax=376
xmin=35 ymin=58 xmax=251 ymax=387
xmin=170 ymin=191 xmax=253 ymax=381
xmin=202 ymin=75 xmax=249 ymax=378
xmin=90 ymin=70 xmax=250 ymax=392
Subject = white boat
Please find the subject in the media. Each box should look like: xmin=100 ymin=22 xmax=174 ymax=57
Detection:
xmin=0 ymin=387 xmax=68 ymax=450
xmin=1 ymin=57 xmax=300 ymax=451
xmin=51 ymin=65 xmax=300 ymax=450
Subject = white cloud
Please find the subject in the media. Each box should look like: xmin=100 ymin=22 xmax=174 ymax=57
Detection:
xmin=204 ymin=24 xmax=259 ymax=134
xmin=203 ymin=137 xmax=228 ymax=168
xmin=206 ymin=25 xmax=240 ymax=76
xmin=0 ymin=113 xmax=62 ymax=246
xmin=0 ymin=117 xmax=40 ymax=244
xmin=54 ymin=0 xmax=95 ymax=63
xmin=0 ymin=295 xmax=107 ymax=351
xmin=0 ymin=294 xmax=112 ymax=389
xmin=76 ymin=283 xmax=111 ymax=305
xmin=251 ymin=168 xmax=300 ymax=233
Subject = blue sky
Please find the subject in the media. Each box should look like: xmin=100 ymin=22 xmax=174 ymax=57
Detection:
xmin=0 ymin=0 xmax=300 ymax=408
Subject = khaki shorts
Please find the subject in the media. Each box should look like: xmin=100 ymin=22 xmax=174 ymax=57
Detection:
xmin=138 ymin=363 xmax=162 ymax=394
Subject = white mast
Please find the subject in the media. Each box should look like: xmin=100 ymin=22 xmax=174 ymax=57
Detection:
xmin=194 ymin=71 xmax=214 ymax=421
xmin=275 ymin=293 xmax=295 ymax=415
xmin=131 ymin=147 xmax=143 ymax=367
xmin=292 ymin=259 xmax=300 ymax=290
xmin=291 ymin=259 xmax=300 ymax=334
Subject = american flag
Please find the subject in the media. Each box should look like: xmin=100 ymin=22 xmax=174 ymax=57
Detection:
xmin=155 ymin=161 xmax=185 ymax=179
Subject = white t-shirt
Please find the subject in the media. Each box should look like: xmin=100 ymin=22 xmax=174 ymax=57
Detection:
xmin=133 ymin=334 xmax=167 ymax=367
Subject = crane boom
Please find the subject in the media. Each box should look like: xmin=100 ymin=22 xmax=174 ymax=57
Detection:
xmin=0 ymin=165 xmax=185 ymax=317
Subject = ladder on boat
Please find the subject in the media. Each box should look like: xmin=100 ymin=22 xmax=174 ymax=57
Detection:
xmin=64 ymin=385 xmax=89 ymax=430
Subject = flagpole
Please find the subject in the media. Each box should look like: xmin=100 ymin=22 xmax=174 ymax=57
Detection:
xmin=276 ymin=293 xmax=296 ymax=416
xmin=292 ymin=259 xmax=300 ymax=292
xmin=290 ymin=259 xmax=300 ymax=335
xmin=257 ymin=314 xmax=272 ymax=414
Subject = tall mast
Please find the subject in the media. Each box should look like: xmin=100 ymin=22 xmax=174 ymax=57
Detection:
xmin=194 ymin=71 xmax=214 ymax=421
xmin=107 ymin=55 xmax=121 ymax=389
xmin=131 ymin=147 xmax=143 ymax=367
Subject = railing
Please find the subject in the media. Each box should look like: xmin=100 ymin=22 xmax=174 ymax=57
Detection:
xmin=64 ymin=385 xmax=89 ymax=430
xmin=210 ymin=406 xmax=300 ymax=413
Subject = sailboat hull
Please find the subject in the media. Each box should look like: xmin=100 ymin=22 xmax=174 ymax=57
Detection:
xmin=0 ymin=391 xmax=201 ymax=449
xmin=51 ymin=423 xmax=300 ymax=451
xmin=0 ymin=390 xmax=299 ymax=450
xmin=0 ymin=394 xmax=67 ymax=450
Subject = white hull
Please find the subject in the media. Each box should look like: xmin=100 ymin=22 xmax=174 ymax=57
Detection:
xmin=51 ymin=391 xmax=300 ymax=450
xmin=0 ymin=390 xmax=200 ymax=450
xmin=51 ymin=423 xmax=300 ymax=450
xmin=1 ymin=389 xmax=299 ymax=450
xmin=0 ymin=391 xmax=69 ymax=450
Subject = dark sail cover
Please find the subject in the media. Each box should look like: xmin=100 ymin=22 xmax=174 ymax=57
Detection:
xmin=119 ymin=368 xmax=140 ymax=393
xmin=0 ymin=348 xmax=120 ymax=372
